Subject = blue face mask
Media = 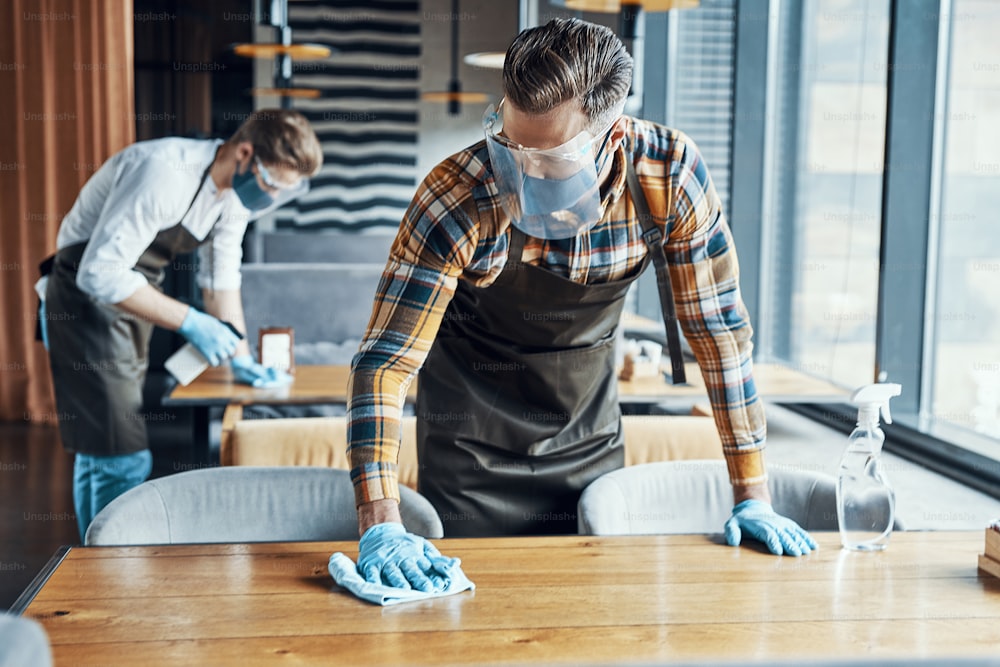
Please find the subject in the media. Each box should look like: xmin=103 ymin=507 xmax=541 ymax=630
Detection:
xmin=520 ymin=169 xmax=595 ymax=215
xmin=232 ymin=159 xmax=275 ymax=211
xmin=516 ymin=169 xmax=603 ymax=238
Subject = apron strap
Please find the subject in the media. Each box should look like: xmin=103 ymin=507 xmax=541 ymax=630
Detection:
xmin=507 ymin=225 xmax=528 ymax=266
xmin=625 ymin=160 xmax=687 ymax=385
xmin=58 ymin=152 xmax=216 ymax=276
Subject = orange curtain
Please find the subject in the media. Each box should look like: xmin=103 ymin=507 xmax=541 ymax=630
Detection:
xmin=0 ymin=0 xmax=134 ymax=422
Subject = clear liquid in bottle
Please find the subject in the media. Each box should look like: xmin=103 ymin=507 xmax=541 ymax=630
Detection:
xmin=836 ymin=441 xmax=895 ymax=551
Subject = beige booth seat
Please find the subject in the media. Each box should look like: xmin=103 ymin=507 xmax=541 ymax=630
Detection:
xmin=221 ymin=412 xmax=724 ymax=489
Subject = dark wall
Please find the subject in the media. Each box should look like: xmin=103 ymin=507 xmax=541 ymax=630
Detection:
xmin=133 ymin=0 xmax=253 ymax=141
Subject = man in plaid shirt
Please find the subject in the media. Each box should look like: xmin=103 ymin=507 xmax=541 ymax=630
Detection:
xmin=345 ymin=18 xmax=816 ymax=593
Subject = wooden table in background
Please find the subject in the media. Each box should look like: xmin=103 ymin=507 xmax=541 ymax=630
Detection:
xmin=164 ymin=362 xmax=849 ymax=461
xmin=16 ymin=532 xmax=1000 ymax=665
xmin=617 ymin=361 xmax=851 ymax=404
xmin=162 ymin=365 xmax=417 ymax=462
xmin=617 ymin=312 xmax=850 ymax=403
xmin=166 ymin=363 xmax=849 ymax=409
xmin=163 ymin=365 xmax=408 ymax=409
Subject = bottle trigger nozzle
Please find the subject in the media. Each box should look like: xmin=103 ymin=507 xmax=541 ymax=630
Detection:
xmin=850 ymin=383 xmax=902 ymax=426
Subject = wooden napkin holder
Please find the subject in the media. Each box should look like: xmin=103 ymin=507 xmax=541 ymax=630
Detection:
xmin=258 ymin=326 xmax=295 ymax=375
xmin=978 ymin=523 xmax=1000 ymax=579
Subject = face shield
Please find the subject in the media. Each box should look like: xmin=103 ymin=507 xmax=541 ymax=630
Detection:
xmin=484 ymin=99 xmax=616 ymax=240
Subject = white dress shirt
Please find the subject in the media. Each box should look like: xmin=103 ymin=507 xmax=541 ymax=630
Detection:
xmin=55 ymin=137 xmax=251 ymax=304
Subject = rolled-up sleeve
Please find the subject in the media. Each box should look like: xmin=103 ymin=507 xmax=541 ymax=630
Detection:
xmin=196 ymin=203 xmax=249 ymax=292
xmin=662 ymin=132 xmax=768 ymax=486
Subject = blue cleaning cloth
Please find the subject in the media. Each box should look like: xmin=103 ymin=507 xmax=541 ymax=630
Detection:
xmin=328 ymin=553 xmax=475 ymax=606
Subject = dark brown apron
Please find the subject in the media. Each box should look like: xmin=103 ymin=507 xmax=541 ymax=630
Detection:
xmin=46 ymin=172 xmax=214 ymax=456
xmin=416 ymin=173 xmax=669 ymax=536
xmin=415 ymin=159 xmax=688 ymax=537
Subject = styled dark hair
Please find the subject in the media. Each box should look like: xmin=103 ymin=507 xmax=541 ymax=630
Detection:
xmin=503 ymin=18 xmax=633 ymax=130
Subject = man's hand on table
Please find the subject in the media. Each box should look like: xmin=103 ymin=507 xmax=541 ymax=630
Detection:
xmin=357 ymin=523 xmax=461 ymax=592
xmin=725 ymin=499 xmax=818 ymax=556
xmin=230 ymin=355 xmax=292 ymax=388
xmin=724 ymin=481 xmax=817 ymax=556
xmin=354 ymin=500 xmax=467 ymax=591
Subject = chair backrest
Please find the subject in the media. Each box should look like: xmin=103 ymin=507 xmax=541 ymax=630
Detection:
xmin=257 ymin=231 xmax=395 ymax=264
xmin=85 ymin=467 xmax=443 ymax=546
xmin=578 ymin=460 xmax=903 ymax=535
xmin=0 ymin=615 xmax=52 ymax=667
xmin=239 ymin=263 xmax=384 ymax=346
xmin=224 ymin=416 xmax=423 ymax=488
xmin=221 ymin=414 xmax=726 ymax=488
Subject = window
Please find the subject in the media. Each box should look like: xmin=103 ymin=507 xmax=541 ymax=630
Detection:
xmin=642 ymin=0 xmax=1000 ymax=481
xmin=928 ymin=0 xmax=1000 ymax=446
xmin=670 ymin=0 xmax=737 ymax=217
xmin=630 ymin=0 xmax=738 ymax=322
xmin=762 ymin=0 xmax=891 ymax=389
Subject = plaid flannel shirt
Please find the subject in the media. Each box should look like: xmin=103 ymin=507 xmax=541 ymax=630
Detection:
xmin=348 ymin=116 xmax=767 ymax=505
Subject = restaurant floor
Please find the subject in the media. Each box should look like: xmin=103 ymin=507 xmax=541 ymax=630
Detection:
xmin=3 ymin=405 xmax=1000 ymax=611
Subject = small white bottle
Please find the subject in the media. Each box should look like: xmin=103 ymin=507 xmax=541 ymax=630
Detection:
xmin=836 ymin=383 xmax=902 ymax=551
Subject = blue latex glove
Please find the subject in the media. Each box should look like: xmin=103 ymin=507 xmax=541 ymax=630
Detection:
xmin=177 ymin=307 xmax=241 ymax=366
xmin=358 ymin=522 xmax=463 ymax=592
xmin=724 ymin=499 xmax=818 ymax=557
xmin=329 ymin=553 xmax=475 ymax=606
xmin=230 ymin=355 xmax=292 ymax=388
xmin=39 ymin=300 xmax=49 ymax=351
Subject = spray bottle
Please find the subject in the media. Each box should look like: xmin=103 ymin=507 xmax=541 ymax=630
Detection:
xmin=836 ymin=383 xmax=902 ymax=551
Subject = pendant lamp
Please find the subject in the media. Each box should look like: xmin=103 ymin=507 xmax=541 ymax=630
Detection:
xmin=232 ymin=0 xmax=333 ymax=105
xmin=421 ymin=0 xmax=490 ymax=115
xmin=463 ymin=52 xmax=506 ymax=71
xmin=550 ymin=0 xmax=698 ymax=10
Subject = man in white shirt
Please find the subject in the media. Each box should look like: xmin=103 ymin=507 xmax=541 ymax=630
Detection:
xmin=41 ymin=109 xmax=323 ymax=541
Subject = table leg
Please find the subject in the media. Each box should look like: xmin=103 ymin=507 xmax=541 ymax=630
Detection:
xmin=219 ymin=404 xmax=244 ymax=466
xmin=192 ymin=406 xmax=210 ymax=465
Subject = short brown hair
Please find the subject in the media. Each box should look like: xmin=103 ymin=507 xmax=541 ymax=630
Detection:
xmin=228 ymin=109 xmax=323 ymax=177
xmin=503 ymin=18 xmax=633 ymax=130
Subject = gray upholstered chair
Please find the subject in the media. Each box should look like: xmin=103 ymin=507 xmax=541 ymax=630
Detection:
xmin=0 ymin=614 xmax=52 ymax=667
xmin=253 ymin=231 xmax=394 ymax=264
xmin=85 ymin=467 xmax=443 ymax=546
xmin=239 ymin=262 xmax=384 ymax=352
xmin=578 ymin=459 xmax=904 ymax=535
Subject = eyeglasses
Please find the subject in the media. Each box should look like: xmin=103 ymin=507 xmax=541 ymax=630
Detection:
xmin=592 ymin=129 xmax=614 ymax=173
xmin=254 ymin=156 xmax=303 ymax=192
xmin=483 ymin=98 xmax=617 ymax=162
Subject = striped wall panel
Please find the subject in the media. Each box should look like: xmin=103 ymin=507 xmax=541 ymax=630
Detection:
xmin=274 ymin=0 xmax=421 ymax=230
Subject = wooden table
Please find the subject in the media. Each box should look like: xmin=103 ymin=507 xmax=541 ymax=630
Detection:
xmin=15 ymin=532 xmax=1000 ymax=665
xmin=162 ymin=365 xmax=417 ymax=462
xmin=165 ymin=363 xmax=848 ymax=409
xmin=163 ymin=363 xmax=847 ymax=463
xmin=163 ymin=365 xmax=416 ymax=409
xmin=617 ymin=360 xmax=850 ymax=404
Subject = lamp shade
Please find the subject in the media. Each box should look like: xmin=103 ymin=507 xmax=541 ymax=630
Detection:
xmin=463 ymin=52 xmax=506 ymax=70
xmin=421 ymin=91 xmax=491 ymax=103
xmin=423 ymin=0 xmax=490 ymax=115
xmin=550 ymin=0 xmax=698 ymax=11
xmin=249 ymin=87 xmax=323 ymax=99
xmin=422 ymin=78 xmax=491 ymax=117
xmin=232 ymin=43 xmax=332 ymax=59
